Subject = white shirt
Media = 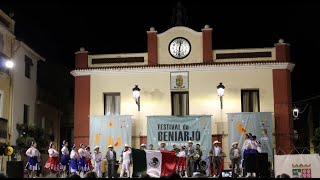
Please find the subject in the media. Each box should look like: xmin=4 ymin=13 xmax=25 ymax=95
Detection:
xmin=214 ymin=146 xmax=220 ymax=156
xmin=61 ymin=146 xmax=69 ymax=155
xmin=93 ymin=151 xmax=102 ymax=162
xmin=242 ymin=139 xmax=251 ymax=150
xmin=48 ymin=148 xmax=59 ymax=157
xmin=122 ymin=149 xmax=131 ymax=161
xmin=78 ymin=148 xmax=87 ymax=158
xmin=233 ymin=149 xmax=240 ymax=158
xmin=109 ymin=150 xmax=114 ymax=159
xmin=249 ymin=140 xmax=258 ymax=150
xmin=177 ymin=151 xmax=186 ymax=157
xmin=26 ymin=147 xmax=40 ymax=157
xmin=70 ymin=150 xmax=78 ymax=159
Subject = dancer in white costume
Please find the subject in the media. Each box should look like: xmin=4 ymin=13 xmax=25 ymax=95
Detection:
xmin=120 ymin=144 xmax=132 ymax=178
xmin=25 ymin=142 xmax=41 ymax=178
xmin=60 ymin=140 xmax=70 ymax=178
xmin=93 ymin=146 xmax=103 ymax=177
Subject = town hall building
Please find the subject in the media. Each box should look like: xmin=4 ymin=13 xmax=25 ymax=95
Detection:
xmin=71 ymin=21 xmax=294 ymax=168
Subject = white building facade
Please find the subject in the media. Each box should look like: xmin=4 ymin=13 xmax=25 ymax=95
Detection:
xmin=72 ymin=25 xmax=295 ymax=168
xmin=10 ymin=41 xmax=45 ymax=145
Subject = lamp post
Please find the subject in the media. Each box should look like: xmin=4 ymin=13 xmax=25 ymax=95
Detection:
xmin=132 ymin=85 xmax=141 ymax=111
xmin=217 ymin=82 xmax=225 ymax=109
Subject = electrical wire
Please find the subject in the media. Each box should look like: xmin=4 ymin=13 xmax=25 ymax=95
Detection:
xmin=293 ymin=95 xmax=320 ymax=104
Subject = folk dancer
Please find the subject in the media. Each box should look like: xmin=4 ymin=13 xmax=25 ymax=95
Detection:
xmin=172 ymin=144 xmax=180 ymax=153
xmin=78 ymin=143 xmax=89 ymax=176
xmin=148 ymin=144 xmax=154 ymax=150
xmin=69 ymin=144 xmax=79 ymax=175
xmin=140 ymin=144 xmax=147 ymax=151
xmin=44 ymin=142 xmax=60 ymax=173
xmin=194 ymin=144 xmax=203 ymax=171
xmin=186 ymin=140 xmax=196 ymax=177
xmin=60 ymin=140 xmax=70 ymax=178
xmin=85 ymin=146 xmax=94 ymax=171
xmin=230 ymin=142 xmax=242 ymax=177
xmin=158 ymin=142 xmax=167 ymax=150
xmin=25 ymin=141 xmax=41 ymax=178
xmin=245 ymin=135 xmax=259 ymax=177
xmin=120 ymin=144 xmax=132 ymax=178
xmin=93 ymin=146 xmax=103 ymax=178
xmin=106 ymin=145 xmax=117 ymax=178
xmin=176 ymin=146 xmax=187 ymax=177
xmin=209 ymin=140 xmax=223 ymax=177
xmin=242 ymin=133 xmax=252 ymax=176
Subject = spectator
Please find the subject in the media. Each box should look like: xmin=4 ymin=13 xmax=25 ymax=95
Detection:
xmin=168 ymin=172 xmax=181 ymax=178
xmin=278 ymin=173 xmax=290 ymax=178
xmin=69 ymin=174 xmax=81 ymax=178
xmin=140 ymin=173 xmax=151 ymax=178
xmin=84 ymin=171 xmax=98 ymax=178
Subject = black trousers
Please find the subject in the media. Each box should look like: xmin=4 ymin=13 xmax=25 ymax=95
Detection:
xmin=194 ymin=159 xmax=201 ymax=171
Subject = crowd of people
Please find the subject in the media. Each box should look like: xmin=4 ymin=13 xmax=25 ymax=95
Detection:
xmin=21 ymin=132 xmax=270 ymax=178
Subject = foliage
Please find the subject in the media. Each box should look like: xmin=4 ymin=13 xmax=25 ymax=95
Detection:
xmin=16 ymin=123 xmax=50 ymax=152
xmin=312 ymin=127 xmax=320 ymax=154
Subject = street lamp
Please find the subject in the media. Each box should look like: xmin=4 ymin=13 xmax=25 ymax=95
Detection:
xmin=217 ymin=82 xmax=225 ymax=109
xmin=293 ymin=107 xmax=299 ymax=119
xmin=5 ymin=60 xmax=14 ymax=69
xmin=132 ymin=85 xmax=141 ymax=111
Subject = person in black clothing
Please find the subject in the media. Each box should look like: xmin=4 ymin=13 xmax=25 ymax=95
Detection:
xmin=194 ymin=144 xmax=203 ymax=172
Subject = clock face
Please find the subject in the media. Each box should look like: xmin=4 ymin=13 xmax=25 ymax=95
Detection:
xmin=168 ymin=37 xmax=191 ymax=59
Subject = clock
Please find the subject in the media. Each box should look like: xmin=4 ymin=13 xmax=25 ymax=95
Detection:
xmin=168 ymin=37 xmax=191 ymax=59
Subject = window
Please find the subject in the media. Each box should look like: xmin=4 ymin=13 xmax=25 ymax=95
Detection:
xmin=23 ymin=104 xmax=29 ymax=124
xmin=25 ymin=55 xmax=33 ymax=79
xmin=104 ymin=93 xmax=120 ymax=115
xmin=241 ymin=90 xmax=260 ymax=112
xmin=171 ymin=92 xmax=189 ymax=116
xmin=0 ymin=90 xmax=3 ymax=118
xmin=0 ymin=118 xmax=7 ymax=139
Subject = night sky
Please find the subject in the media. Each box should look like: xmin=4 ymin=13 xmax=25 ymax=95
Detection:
xmin=0 ymin=1 xmax=319 ymax=102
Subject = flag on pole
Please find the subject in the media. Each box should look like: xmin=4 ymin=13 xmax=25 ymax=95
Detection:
xmin=132 ymin=149 xmax=177 ymax=178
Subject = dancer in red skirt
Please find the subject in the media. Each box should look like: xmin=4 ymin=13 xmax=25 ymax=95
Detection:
xmin=85 ymin=146 xmax=94 ymax=171
xmin=176 ymin=146 xmax=187 ymax=177
xmin=44 ymin=142 xmax=60 ymax=173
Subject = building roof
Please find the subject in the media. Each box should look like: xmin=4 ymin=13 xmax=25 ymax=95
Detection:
xmin=71 ymin=61 xmax=294 ymax=76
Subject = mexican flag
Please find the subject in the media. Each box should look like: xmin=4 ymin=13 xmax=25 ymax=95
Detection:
xmin=132 ymin=149 xmax=177 ymax=178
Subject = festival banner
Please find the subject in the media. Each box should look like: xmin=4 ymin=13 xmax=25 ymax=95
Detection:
xmin=274 ymin=154 xmax=320 ymax=178
xmin=227 ymin=112 xmax=273 ymax=161
xmin=89 ymin=115 xmax=132 ymax=160
xmin=147 ymin=115 xmax=212 ymax=159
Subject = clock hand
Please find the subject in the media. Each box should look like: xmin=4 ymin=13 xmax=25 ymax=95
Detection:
xmin=178 ymin=41 xmax=182 ymax=57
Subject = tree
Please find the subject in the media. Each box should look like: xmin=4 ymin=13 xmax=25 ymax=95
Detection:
xmin=312 ymin=127 xmax=320 ymax=154
xmin=16 ymin=123 xmax=50 ymax=153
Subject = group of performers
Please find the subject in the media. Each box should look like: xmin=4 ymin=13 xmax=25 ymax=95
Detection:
xmin=25 ymin=140 xmax=95 ymax=178
xmin=140 ymin=141 xmax=207 ymax=177
xmin=25 ymin=140 xmax=130 ymax=178
xmin=24 ymin=133 xmax=262 ymax=178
